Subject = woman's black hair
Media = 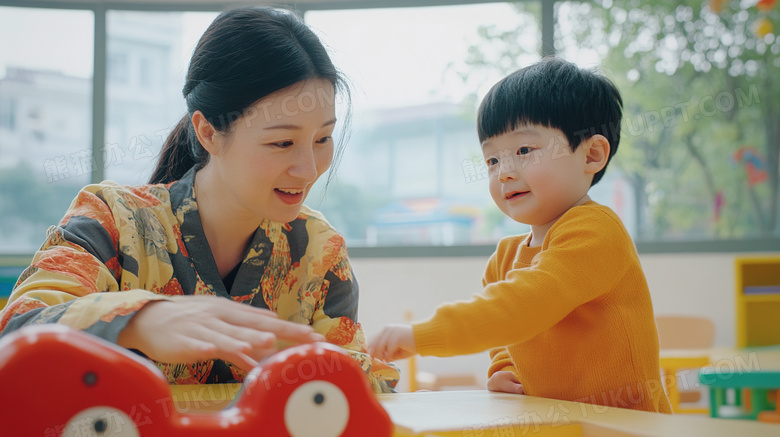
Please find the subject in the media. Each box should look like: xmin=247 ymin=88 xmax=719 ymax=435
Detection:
xmin=150 ymin=7 xmax=350 ymax=184
xmin=477 ymin=56 xmax=623 ymax=186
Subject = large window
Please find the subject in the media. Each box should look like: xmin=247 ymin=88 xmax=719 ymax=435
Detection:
xmin=307 ymin=0 xmax=779 ymax=249
xmin=104 ymin=11 xmax=216 ymax=184
xmin=554 ymin=0 xmax=779 ymax=243
xmin=0 ymin=1 xmax=776 ymax=255
xmin=0 ymin=6 xmax=93 ymax=253
xmin=306 ymin=3 xmax=542 ymax=247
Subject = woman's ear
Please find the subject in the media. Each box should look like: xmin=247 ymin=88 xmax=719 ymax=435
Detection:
xmin=191 ymin=111 xmax=220 ymax=156
xmin=583 ymin=134 xmax=610 ymax=175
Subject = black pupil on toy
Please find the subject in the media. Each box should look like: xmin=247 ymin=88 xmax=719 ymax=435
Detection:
xmin=314 ymin=393 xmax=325 ymax=405
xmin=94 ymin=418 xmax=108 ymax=433
xmin=83 ymin=371 xmax=98 ymax=386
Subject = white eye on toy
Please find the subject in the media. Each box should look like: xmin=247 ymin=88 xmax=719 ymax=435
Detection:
xmin=284 ymin=380 xmax=349 ymax=437
xmin=63 ymin=407 xmax=139 ymax=437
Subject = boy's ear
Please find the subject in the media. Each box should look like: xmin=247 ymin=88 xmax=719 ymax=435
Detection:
xmin=191 ymin=111 xmax=221 ymax=156
xmin=583 ymin=134 xmax=610 ymax=175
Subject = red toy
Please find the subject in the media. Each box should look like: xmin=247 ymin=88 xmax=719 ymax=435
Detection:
xmin=0 ymin=324 xmax=393 ymax=436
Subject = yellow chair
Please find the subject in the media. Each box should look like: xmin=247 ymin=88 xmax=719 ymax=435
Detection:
xmin=657 ymin=315 xmax=715 ymax=414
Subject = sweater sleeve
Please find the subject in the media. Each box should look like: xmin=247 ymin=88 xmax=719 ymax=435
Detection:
xmin=488 ymin=347 xmax=517 ymax=377
xmin=483 ymin=253 xmax=517 ymax=377
xmin=0 ymin=187 xmax=171 ymax=343
xmin=413 ymin=207 xmax=631 ymax=357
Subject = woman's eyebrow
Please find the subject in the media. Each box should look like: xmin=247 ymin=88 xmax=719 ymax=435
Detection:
xmin=264 ymin=118 xmax=338 ymax=131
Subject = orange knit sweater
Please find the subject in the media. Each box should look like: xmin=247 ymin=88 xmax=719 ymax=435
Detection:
xmin=413 ymin=201 xmax=672 ymax=413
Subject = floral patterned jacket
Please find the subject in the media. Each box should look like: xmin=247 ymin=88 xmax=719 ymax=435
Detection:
xmin=0 ymin=167 xmax=399 ymax=393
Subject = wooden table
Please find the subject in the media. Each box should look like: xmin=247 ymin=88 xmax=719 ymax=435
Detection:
xmin=169 ymin=385 xmax=779 ymax=436
xmin=378 ymin=390 xmax=780 ymax=437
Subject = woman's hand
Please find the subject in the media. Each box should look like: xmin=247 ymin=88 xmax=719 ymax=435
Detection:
xmin=117 ymin=295 xmax=325 ymax=372
xmin=487 ymin=371 xmax=525 ymax=394
xmin=368 ymin=324 xmax=417 ymax=362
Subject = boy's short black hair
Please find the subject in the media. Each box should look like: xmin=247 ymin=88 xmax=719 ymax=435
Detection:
xmin=477 ymin=56 xmax=623 ymax=186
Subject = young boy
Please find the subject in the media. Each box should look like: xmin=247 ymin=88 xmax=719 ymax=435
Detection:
xmin=368 ymin=57 xmax=672 ymax=413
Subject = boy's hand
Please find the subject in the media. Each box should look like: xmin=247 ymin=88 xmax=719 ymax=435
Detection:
xmin=368 ymin=324 xmax=417 ymax=362
xmin=487 ymin=371 xmax=525 ymax=395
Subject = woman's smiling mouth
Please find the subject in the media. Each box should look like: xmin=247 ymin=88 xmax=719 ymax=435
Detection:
xmin=275 ymin=188 xmax=305 ymax=204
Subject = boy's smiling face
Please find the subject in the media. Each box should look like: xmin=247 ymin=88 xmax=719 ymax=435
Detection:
xmin=481 ymin=124 xmax=595 ymax=230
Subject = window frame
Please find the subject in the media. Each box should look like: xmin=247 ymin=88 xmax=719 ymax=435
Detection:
xmin=1 ymin=0 xmax=776 ymax=257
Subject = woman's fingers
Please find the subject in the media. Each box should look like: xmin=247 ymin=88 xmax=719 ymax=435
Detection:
xmin=120 ymin=295 xmax=327 ymax=371
xmin=183 ymin=328 xmax=260 ymax=372
xmin=248 ymin=346 xmax=281 ymax=362
xmin=241 ymin=314 xmax=325 ymax=343
xmin=193 ymin=309 xmax=323 ymax=368
xmin=176 ymin=335 xmax=218 ymax=358
xmin=218 ymin=350 xmax=259 ymax=373
xmin=207 ymin=318 xmax=278 ymax=349
xmin=209 ymin=299 xmax=325 ymax=343
xmin=192 ymin=325 xmax=254 ymax=356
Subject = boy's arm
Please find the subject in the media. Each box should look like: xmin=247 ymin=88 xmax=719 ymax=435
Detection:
xmin=488 ymin=347 xmax=517 ymax=377
xmin=483 ymin=253 xmax=518 ymax=377
xmin=413 ymin=209 xmax=631 ymax=357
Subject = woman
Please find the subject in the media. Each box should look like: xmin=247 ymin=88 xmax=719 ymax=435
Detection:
xmin=0 ymin=6 xmax=399 ymax=393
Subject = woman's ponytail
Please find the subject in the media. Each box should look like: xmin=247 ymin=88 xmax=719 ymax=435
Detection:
xmin=149 ymin=114 xmax=200 ymax=184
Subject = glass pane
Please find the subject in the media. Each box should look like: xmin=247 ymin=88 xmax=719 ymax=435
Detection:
xmin=555 ymin=0 xmax=780 ymax=241
xmin=0 ymin=7 xmax=93 ymax=253
xmin=104 ymin=11 xmax=217 ymax=185
xmin=306 ymin=3 xmax=542 ymax=247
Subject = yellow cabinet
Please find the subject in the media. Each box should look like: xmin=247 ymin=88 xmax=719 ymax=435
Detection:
xmin=735 ymin=256 xmax=780 ymax=348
